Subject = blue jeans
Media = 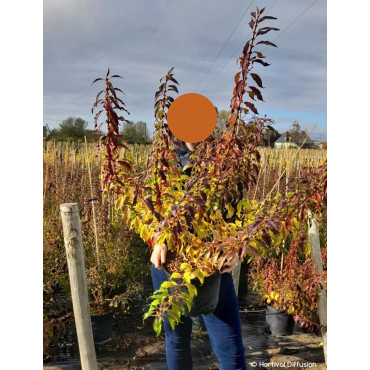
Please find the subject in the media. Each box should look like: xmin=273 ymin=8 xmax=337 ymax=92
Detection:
xmin=151 ymin=264 xmax=246 ymax=370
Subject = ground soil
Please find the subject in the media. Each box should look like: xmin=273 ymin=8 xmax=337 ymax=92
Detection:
xmin=44 ymin=299 xmax=325 ymax=369
xmin=43 ymin=330 xmax=325 ymax=369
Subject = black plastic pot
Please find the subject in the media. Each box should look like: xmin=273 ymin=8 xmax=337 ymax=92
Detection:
xmin=192 ymin=315 xmax=207 ymax=331
xmin=265 ymin=305 xmax=294 ymax=335
xmin=292 ymin=321 xmax=307 ymax=334
xmin=163 ymin=267 xmax=221 ymax=316
xmin=91 ymin=312 xmax=113 ymax=343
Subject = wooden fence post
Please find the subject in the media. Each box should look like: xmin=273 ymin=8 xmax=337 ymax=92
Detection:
xmin=307 ymin=210 xmax=327 ymax=364
xmin=73 ymin=150 xmax=76 ymax=171
xmin=60 ymin=203 xmax=98 ymax=370
xmin=231 ymin=261 xmax=241 ymax=296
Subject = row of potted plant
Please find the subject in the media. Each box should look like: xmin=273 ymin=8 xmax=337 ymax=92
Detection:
xmin=43 ymin=157 xmax=151 ymax=356
xmin=249 ymin=163 xmax=327 ymax=333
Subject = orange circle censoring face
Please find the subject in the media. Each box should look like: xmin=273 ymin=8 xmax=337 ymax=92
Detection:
xmin=167 ymin=93 xmax=218 ymax=143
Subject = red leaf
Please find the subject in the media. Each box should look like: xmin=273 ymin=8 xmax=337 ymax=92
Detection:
xmin=253 ymin=59 xmax=271 ymax=67
xmin=160 ymin=158 xmax=169 ymax=168
xmin=257 ymin=238 xmax=267 ymax=250
xmin=144 ymin=196 xmax=154 ymax=213
xmin=249 ymin=86 xmax=264 ymax=101
xmin=244 ymin=102 xmax=259 ymax=115
xmin=259 ymin=16 xmax=277 ymax=22
xmin=91 ymin=78 xmax=103 ymax=85
xmin=168 ymin=84 xmax=178 ymax=93
xmin=257 ymin=27 xmax=279 ymax=36
xmin=236 ymin=80 xmax=245 ymax=96
xmin=118 ymin=160 xmax=132 ymax=170
xmin=177 ymin=220 xmax=183 ymax=233
xmin=250 ymin=73 xmax=264 ymax=88
xmin=114 ymin=87 xmax=125 ymax=96
xmin=256 ymin=40 xmax=277 ymax=47
xmin=234 ymin=71 xmax=241 ymax=84
xmin=159 ymin=171 xmax=166 ymax=181
xmin=185 ymin=212 xmax=192 ymax=227
xmin=169 ymin=76 xmax=179 ymax=85
xmin=285 ymin=213 xmax=294 ymax=231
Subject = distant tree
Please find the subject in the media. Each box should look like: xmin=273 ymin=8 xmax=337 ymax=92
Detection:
xmin=214 ymin=109 xmax=230 ymax=138
xmin=242 ymin=117 xmax=280 ymax=147
xmin=121 ymin=120 xmax=137 ymax=143
xmin=289 ymin=120 xmax=301 ymax=143
xmin=135 ymin=121 xmax=148 ymax=143
xmin=263 ymin=124 xmax=280 ymax=147
xmin=84 ymin=129 xmax=99 ymax=143
xmin=59 ymin=117 xmax=88 ymax=141
xmin=121 ymin=120 xmax=149 ymax=144
xmin=48 ymin=127 xmax=60 ymax=140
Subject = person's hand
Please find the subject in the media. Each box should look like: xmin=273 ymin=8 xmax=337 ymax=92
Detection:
xmin=150 ymin=243 xmax=167 ymax=270
xmin=220 ymin=253 xmax=240 ymax=274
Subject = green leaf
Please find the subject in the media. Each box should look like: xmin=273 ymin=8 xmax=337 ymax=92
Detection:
xmin=236 ymin=201 xmax=242 ymax=216
xmin=180 ymin=263 xmax=191 ymax=270
xmin=153 ymin=317 xmax=162 ymax=336
xmin=192 ymin=270 xmax=205 ymax=285
xmin=293 ymin=218 xmax=300 ymax=230
xmin=225 ymin=203 xmax=235 ymax=219
xmin=168 ymin=318 xmax=176 ymax=330
xmin=183 ymin=162 xmax=192 ymax=171
xmin=180 ymin=292 xmax=192 ymax=312
xmin=185 ymin=282 xmax=197 ymax=298
xmin=161 ymin=281 xmax=177 ymax=289
xmin=183 ymin=271 xmax=191 ymax=284
xmin=143 ymin=305 xmax=156 ymax=322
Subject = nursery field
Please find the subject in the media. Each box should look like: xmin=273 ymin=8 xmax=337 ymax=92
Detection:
xmin=43 ymin=140 xmax=327 ymax=368
xmin=42 ymin=6 xmax=329 ymax=369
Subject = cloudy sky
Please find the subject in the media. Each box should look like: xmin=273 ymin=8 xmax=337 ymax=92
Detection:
xmin=44 ymin=0 xmax=327 ymax=140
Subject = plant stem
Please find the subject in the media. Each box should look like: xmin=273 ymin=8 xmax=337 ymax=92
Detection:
xmin=85 ymin=136 xmax=100 ymax=268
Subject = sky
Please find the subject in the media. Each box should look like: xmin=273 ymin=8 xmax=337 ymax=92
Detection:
xmin=44 ymin=0 xmax=327 ymax=141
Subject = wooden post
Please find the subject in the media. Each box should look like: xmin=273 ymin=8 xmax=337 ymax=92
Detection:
xmin=307 ymin=210 xmax=327 ymax=364
xmin=84 ymin=137 xmax=100 ymax=267
xmin=231 ymin=261 xmax=241 ymax=296
xmin=276 ymin=156 xmax=283 ymax=195
xmin=73 ymin=150 xmax=76 ymax=172
xmin=285 ymin=164 xmax=289 ymax=195
xmin=253 ymin=156 xmax=264 ymax=200
xmin=60 ymin=203 xmax=98 ymax=370
xmin=262 ymin=158 xmax=267 ymax=199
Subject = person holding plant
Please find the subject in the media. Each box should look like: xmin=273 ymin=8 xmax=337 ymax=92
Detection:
xmin=150 ymin=141 xmax=246 ymax=370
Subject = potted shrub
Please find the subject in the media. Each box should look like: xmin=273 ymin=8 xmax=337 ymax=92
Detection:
xmin=90 ymin=8 xmax=311 ymax=336
xmin=76 ymin=169 xmax=151 ymax=342
xmin=82 ymin=206 xmax=150 ymax=342
xmin=249 ymin=164 xmax=327 ymax=334
xmin=43 ymin=142 xmax=150 ymax=350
